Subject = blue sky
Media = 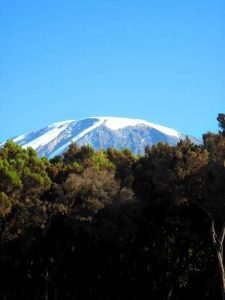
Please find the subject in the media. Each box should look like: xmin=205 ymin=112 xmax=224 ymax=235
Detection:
xmin=0 ymin=0 xmax=224 ymax=140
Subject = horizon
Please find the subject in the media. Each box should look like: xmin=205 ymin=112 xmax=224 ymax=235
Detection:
xmin=1 ymin=1 xmax=224 ymax=140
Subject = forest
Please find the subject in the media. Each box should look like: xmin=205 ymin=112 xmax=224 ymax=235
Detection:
xmin=0 ymin=114 xmax=225 ymax=300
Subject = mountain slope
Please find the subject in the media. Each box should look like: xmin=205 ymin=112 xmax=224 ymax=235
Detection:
xmin=3 ymin=117 xmax=200 ymax=158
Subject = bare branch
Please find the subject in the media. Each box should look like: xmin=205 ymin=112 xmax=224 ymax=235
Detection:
xmin=219 ymin=222 xmax=225 ymax=245
xmin=211 ymin=220 xmax=217 ymax=245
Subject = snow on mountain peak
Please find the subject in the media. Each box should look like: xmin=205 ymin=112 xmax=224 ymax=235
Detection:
xmin=50 ymin=120 xmax=75 ymax=128
xmin=24 ymin=122 xmax=72 ymax=149
xmin=90 ymin=117 xmax=181 ymax=138
xmin=2 ymin=116 xmax=198 ymax=158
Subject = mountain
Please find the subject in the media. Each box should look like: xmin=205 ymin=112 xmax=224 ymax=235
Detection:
xmin=3 ymin=117 xmax=201 ymax=158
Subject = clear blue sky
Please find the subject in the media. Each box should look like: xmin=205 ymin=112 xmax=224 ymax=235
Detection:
xmin=0 ymin=0 xmax=224 ymax=140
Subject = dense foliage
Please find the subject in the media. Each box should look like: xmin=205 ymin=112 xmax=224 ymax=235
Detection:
xmin=0 ymin=114 xmax=225 ymax=299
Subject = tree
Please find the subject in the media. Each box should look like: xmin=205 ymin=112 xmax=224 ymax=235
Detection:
xmin=133 ymin=139 xmax=210 ymax=299
xmin=217 ymin=113 xmax=225 ymax=136
xmin=107 ymin=148 xmax=137 ymax=187
xmin=0 ymin=141 xmax=51 ymax=199
xmin=202 ymin=121 xmax=225 ymax=300
xmin=63 ymin=168 xmax=119 ymax=222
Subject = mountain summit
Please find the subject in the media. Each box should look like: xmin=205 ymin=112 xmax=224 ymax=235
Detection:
xmin=6 ymin=117 xmax=200 ymax=158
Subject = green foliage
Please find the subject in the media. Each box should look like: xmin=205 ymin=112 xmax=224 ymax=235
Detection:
xmin=134 ymin=139 xmax=209 ymax=206
xmin=0 ymin=192 xmax=12 ymax=217
xmin=63 ymin=142 xmax=80 ymax=164
xmin=63 ymin=143 xmax=95 ymax=165
xmin=0 ymin=141 xmax=51 ymax=199
xmin=49 ymin=155 xmax=63 ymax=165
xmin=107 ymin=147 xmax=137 ymax=187
xmin=89 ymin=150 xmax=115 ymax=171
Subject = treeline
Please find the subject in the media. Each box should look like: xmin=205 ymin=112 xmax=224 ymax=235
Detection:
xmin=0 ymin=114 xmax=225 ymax=299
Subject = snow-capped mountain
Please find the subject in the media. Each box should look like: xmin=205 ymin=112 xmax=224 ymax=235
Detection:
xmin=3 ymin=117 xmax=201 ymax=158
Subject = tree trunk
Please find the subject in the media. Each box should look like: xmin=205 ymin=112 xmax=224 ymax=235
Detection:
xmin=211 ymin=221 xmax=225 ymax=300
xmin=166 ymin=284 xmax=174 ymax=300
xmin=44 ymin=270 xmax=49 ymax=300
